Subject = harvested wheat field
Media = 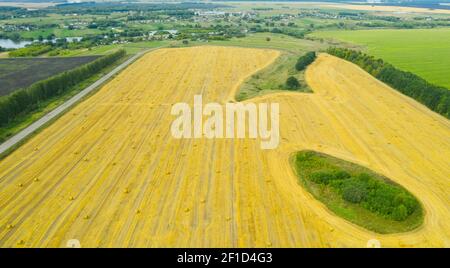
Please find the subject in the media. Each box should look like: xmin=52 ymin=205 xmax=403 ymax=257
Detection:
xmin=0 ymin=47 xmax=449 ymax=247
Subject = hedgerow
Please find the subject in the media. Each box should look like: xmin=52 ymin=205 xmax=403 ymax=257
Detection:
xmin=0 ymin=49 xmax=126 ymax=127
xmin=327 ymin=47 xmax=450 ymax=118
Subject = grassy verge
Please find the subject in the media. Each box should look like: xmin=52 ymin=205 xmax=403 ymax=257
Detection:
xmin=292 ymin=150 xmax=424 ymax=234
xmin=236 ymin=52 xmax=311 ymax=101
xmin=0 ymin=54 xmax=131 ymax=145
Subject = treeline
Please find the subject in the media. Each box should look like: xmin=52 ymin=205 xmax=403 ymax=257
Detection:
xmin=51 ymin=2 xmax=223 ymax=15
xmin=0 ymin=49 xmax=126 ymax=127
xmin=0 ymin=6 xmax=47 ymax=20
xmin=9 ymin=44 xmax=53 ymax=57
xmin=295 ymin=51 xmax=316 ymax=71
xmin=248 ymin=25 xmax=309 ymax=39
xmin=0 ymin=32 xmax=22 ymax=42
xmin=327 ymin=48 xmax=450 ymax=118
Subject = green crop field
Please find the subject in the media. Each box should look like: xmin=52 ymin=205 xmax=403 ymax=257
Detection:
xmin=311 ymin=28 xmax=450 ymax=89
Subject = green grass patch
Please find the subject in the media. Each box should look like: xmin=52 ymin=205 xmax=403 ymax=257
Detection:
xmin=310 ymin=28 xmax=450 ymax=88
xmin=236 ymin=52 xmax=312 ymax=100
xmin=292 ymin=150 xmax=424 ymax=234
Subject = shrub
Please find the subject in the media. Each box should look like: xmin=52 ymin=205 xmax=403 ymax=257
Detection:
xmin=394 ymin=193 xmax=418 ymax=214
xmin=334 ymin=170 xmax=351 ymax=180
xmin=309 ymin=170 xmax=350 ymax=185
xmin=286 ymin=76 xmax=300 ymax=90
xmin=342 ymin=179 xmax=368 ymax=203
xmin=309 ymin=171 xmax=334 ymax=184
xmin=392 ymin=204 xmax=408 ymax=221
xmin=295 ymin=51 xmax=316 ymax=71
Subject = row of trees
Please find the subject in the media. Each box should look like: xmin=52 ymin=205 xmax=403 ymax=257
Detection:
xmin=295 ymin=51 xmax=316 ymax=71
xmin=327 ymin=48 xmax=450 ymax=118
xmin=9 ymin=44 xmax=53 ymax=57
xmin=0 ymin=49 xmax=126 ymax=127
xmin=0 ymin=6 xmax=47 ymax=20
xmin=0 ymin=32 xmax=22 ymax=42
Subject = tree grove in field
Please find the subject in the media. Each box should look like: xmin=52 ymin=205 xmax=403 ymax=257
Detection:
xmin=295 ymin=51 xmax=316 ymax=71
xmin=295 ymin=151 xmax=422 ymax=224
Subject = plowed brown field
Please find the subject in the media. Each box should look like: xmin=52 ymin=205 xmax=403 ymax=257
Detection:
xmin=0 ymin=47 xmax=448 ymax=247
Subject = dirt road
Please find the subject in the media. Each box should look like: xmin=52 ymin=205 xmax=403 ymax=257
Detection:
xmin=0 ymin=51 xmax=146 ymax=156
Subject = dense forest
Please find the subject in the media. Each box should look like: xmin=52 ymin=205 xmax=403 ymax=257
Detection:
xmin=327 ymin=48 xmax=450 ymax=118
xmin=0 ymin=49 xmax=126 ymax=127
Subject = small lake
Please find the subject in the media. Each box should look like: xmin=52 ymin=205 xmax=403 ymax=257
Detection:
xmin=0 ymin=37 xmax=83 ymax=49
xmin=0 ymin=39 xmax=32 ymax=49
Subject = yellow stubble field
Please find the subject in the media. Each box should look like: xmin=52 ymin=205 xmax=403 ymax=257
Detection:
xmin=0 ymin=47 xmax=448 ymax=247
